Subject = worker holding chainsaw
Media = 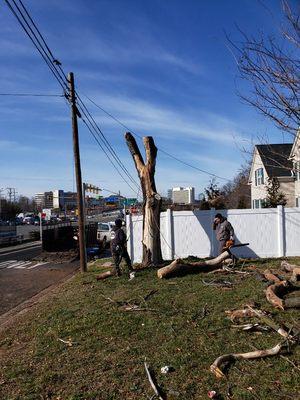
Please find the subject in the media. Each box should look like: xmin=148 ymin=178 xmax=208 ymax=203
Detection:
xmin=110 ymin=219 xmax=133 ymax=278
xmin=213 ymin=213 xmax=235 ymax=254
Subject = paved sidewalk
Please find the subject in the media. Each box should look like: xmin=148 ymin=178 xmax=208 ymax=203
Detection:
xmin=0 ymin=240 xmax=41 ymax=255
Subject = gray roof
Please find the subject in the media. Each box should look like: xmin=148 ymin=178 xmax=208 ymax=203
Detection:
xmin=256 ymin=144 xmax=293 ymax=178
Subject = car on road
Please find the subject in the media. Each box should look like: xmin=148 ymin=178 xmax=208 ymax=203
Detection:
xmin=23 ymin=216 xmax=34 ymax=225
xmin=97 ymin=222 xmax=114 ymax=248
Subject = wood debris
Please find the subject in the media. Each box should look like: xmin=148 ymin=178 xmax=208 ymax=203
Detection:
xmin=281 ymin=260 xmax=299 ymax=272
xmin=157 ymin=251 xmax=232 ymax=279
xmin=263 ymin=269 xmax=281 ymax=283
xmin=210 ymin=343 xmax=284 ymax=379
xmin=225 ymin=308 xmax=262 ymax=322
xmin=202 ymin=279 xmax=233 ymax=288
xmin=96 ymin=270 xmax=116 ymax=280
xmin=144 ymin=361 xmax=164 ymax=400
xmin=57 ymin=337 xmax=77 ymax=346
xmin=231 ymin=323 xmax=269 ymax=332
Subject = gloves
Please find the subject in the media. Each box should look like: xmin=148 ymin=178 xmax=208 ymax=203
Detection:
xmin=225 ymin=239 xmax=235 ymax=248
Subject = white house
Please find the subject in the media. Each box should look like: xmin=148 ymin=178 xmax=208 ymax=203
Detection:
xmin=289 ymin=130 xmax=300 ymax=206
xmin=249 ymin=131 xmax=300 ymax=208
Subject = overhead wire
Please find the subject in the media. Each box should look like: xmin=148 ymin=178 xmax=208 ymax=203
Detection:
xmin=4 ymin=0 xmax=141 ymax=196
xmin=76 ymin=95 xmax=140 ymax=190
xmin=4 ymin=0 xmax=68 ymax=92
xmin=84 ymin=94 xmax=232 ymax=182
xmin=0 ymin=93 xmax=64 ymax=97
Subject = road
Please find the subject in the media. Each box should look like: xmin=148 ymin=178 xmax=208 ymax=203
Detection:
xmin=17 ymin=224 xmax=39 ymax=240
xmin=0 ymin=244 xmax=79 ymax=316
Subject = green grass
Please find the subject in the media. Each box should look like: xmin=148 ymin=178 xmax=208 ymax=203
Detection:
xmin=0 ymin=257 xmax=299 ymax=400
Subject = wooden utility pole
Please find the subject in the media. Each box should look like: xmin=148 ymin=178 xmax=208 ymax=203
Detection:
xmin=68 ymin=72 xmax=87 ymax=272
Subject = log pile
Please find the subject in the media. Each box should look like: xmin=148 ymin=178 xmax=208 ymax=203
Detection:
xmin=263 ymin=262 xmax=300 ymax=309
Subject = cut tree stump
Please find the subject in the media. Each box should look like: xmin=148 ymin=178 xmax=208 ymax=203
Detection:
xmin=157 ymin=251 xmax=231 ymax=279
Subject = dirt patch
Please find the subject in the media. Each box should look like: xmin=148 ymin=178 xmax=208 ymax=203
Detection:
xmin=32 ymin=249 xmax=79 ymax=264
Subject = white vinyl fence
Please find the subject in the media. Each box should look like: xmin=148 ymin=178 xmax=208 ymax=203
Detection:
xmin=126 ymin=206 xmax=300 ymax=263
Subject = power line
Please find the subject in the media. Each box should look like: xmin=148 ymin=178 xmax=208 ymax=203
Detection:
xmin=5 ymin=0 xmax=231 ymax=190
xmin=0 ymin=93 xmax=63 ymax=97
xmin=84 ymin=95 xmax=231 ymax=182
xmin=76 ymin=96 xmax=140 ymax=190
xmin=4 ymin=0 xmax=141 ymax=194
xmin=4 ymin=0 xmax=68 ymax=92
xmin=80 ymin=116 xmax=139 ymax=194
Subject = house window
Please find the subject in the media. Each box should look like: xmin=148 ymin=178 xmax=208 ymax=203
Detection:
xmin=293 ymin=161 xmax=300 ymax=181
xmin=296 ymin=197 xmax=300 ymax=207
xmin=255 ymin=168 xmax=264 ymax=185
xmin=253 ymin=199 xmax=266 ymax=209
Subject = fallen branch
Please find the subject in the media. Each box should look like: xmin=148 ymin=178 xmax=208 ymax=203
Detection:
xmin=281 ymin=260 xmax=299 ymax=272
xmin=225 ymin=308 xmax=261 ymax=322
xmin=122 ymin=305 xmax=156 ymax=312
xmin=231 ymin=323 xmax=269 ymax=332
xmin=157 ymin=251 xmax=231 ymax=279
xmin=210 ymin=343 xmax=283 ymax=379
xmin=144 ymin=362 xmax=164 ymax=400
xmin=57 ymin=337 xmax=77 ymax=346
xmin=265 ymin=280 xmax=289 ymax=310
xmin=202 ymin=279 xmax=233 ymax=288
xmin=246 ymin=306 xmax=296 ymax=341
xmin=263 ymin=269 xmax=281 ymax=283
xmin=143 ymin=289 xmax=158 ymax=301
xmin=96 ymin=270 xmax=115 ymax=280
xmin=291 ymin=267 xmax=300 ymax=283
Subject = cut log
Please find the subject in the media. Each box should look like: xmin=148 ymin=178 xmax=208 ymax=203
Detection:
xmin=284 ymin=296 xmax=300 ymax=309
xmin=96 ymin=270 xmax=115 ymax=280
xmin=265 ymin=280 xmax=300 ymax=310
xmin=265 ymin=281 xmax=288 ymax=310
xmin=157 ymin=251 xmax=231 ymax=279
xmin=210 ymin=343 xmax=283 ymax=379
xmin=263 ymin=269 xmax=281 ymax=283
xmin=291 ymin=267 xmax=300 ymax=283
xmin=281 ymin=260 xmax=299 ymax=272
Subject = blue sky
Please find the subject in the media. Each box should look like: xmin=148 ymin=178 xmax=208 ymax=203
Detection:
xmin=0 ymin=0 xmax=296 ymax=199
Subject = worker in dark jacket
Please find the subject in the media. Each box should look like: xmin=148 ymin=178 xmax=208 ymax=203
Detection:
xmin=110 ymin=219 xmax=132 ymax=276
xmin=213 ymin=213 xmax=235 ymax=254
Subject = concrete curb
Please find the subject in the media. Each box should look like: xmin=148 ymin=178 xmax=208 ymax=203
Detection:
xmin=0 ymin=241 xmax=41 ymax=255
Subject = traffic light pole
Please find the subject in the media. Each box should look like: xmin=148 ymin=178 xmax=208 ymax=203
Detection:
xmin=68 ymin=72 xmax=87 ymax=272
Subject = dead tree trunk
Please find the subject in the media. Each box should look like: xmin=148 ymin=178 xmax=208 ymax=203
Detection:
xmin=125 ymin=132 xmax=162 ymax=267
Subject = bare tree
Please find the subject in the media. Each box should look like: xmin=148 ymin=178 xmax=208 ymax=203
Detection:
xmin=230 ymin=1 xmax=300 ymax=136
xmin=125 ymin=132 xmax=162 ymax=267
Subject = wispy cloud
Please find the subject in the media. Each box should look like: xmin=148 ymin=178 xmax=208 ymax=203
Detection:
xmin=87 ymin=93 xmax=245 ymax=144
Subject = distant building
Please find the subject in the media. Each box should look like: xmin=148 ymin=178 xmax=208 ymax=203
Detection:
xmin=172 ymin=187 xmax=195 ymax=204
xmin=35 ymin=191 xmax=53 ymax=209
xmin=167 ymin=189 xmax=173 ymax=200
xmin=64 ymin=191 xmax=77 ymax=210
xmin=53 ymin=189 xmax=64 ymax=209
xmin=35 ymin=190 xmax=77 ymax=211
